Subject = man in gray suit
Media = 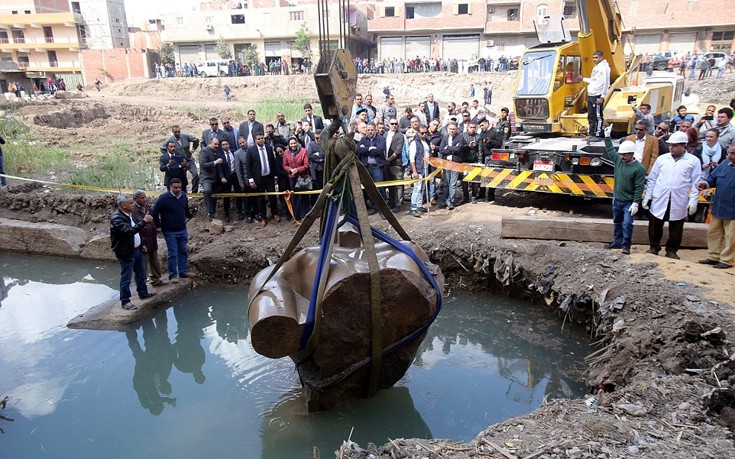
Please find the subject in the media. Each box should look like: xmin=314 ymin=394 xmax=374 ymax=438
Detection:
xmin=384 ymin=117 xmax=405 ymax=211
xmin=161 ymin=125 xmax=200 ymax=193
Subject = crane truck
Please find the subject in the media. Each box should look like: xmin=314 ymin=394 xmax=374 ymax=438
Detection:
xmin=435 ymin=0 xmax=684 ymax=199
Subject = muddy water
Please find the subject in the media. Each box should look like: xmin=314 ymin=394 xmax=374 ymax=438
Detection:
xmin=0 ymin=254 xmax=589 ymax=458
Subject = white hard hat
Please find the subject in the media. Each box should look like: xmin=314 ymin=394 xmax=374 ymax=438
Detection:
xmin=618 ymin=140 xmax=636 ymax=154
xmin=666 ymin=131 xmax=689 ymax=144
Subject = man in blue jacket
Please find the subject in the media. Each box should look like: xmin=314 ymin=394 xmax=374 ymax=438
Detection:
xmin=697 ymin=145 xmax=735 ymax=269
xmin=110 ymin=195 xmax=156 ymax=309
xmin=151 ymin=178 xmax=194 ymax=283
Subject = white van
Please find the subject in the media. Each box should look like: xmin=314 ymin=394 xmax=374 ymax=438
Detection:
xmin=197 ymin=60 xmax=229 ymax=78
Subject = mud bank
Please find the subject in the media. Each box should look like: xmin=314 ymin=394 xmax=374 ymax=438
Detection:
xmin=1 ymin=188 xmax=734 ymax=458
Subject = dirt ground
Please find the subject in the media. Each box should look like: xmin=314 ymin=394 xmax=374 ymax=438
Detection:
xmin=2 ymin=72 xmax=735 ymax=458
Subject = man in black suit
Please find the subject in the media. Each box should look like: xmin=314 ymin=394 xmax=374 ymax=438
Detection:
xmin=438 ymin=122 xmax=465 ymax=210
xmin=357 ymin=123 xmax=387 ymax=212
xmin=201 ymin=117 xmax=225 ymax=148
xmin=244 ymin=133 xmax=279 ymax=227
xmin=301 ymin=103 xmax=324 ymax=131
xmin=198 ymin=137 xmax=225 ymax=220
xmin=217 ymin=139 xmax=241 ymax=223
xmin=384 ymin=118 xmax=405 ymax=211
xmin=237 ymin=109 xmax=264 ymax=148
xmin=233 ymin=137 xmax=254 ymax=222
xmin=423 ymin=93 xmax=440 ymax=123
xmin=159 ymin=141 xmax=188 ymax=190
xmin=161 ymin=125 xmax=199 ymax=193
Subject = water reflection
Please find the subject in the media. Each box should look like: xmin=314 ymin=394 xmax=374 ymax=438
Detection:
xmin=259 ymin=386 xmax=432 ymax=459
xmin=173 ymin=304 xmax=211 ymax=385
xmin=126 ymin=313 xmax=177 ymax=415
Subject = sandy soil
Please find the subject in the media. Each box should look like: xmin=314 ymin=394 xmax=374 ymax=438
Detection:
xmin=2 ymin=72 xmax=735 ymax=458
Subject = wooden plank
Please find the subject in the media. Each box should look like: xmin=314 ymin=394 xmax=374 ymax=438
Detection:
xmin=501 ymin=216 xmax=709 ymax=248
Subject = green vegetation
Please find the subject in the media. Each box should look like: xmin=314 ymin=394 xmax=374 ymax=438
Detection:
xmin=216 ymin=36 xmax=232 ymax=60
xmin=69 ymin=144 xmax=158 ymax=191
xmin=159 ymin=42 xmax=175 ymax=65
xmin=180 ymin=104 xmax=210 ymax=120
xmin=237 ymin=99 xmax=321 ymax=123
xmin=294 ymin=23 xmax=312 ymax=60
xmin=242 ymin=44 xmax=259 ymax=66
xmin=1 ymin=111 xmax=69 ymax=177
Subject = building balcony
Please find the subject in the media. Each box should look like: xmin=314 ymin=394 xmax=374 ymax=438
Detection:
xmin=369 ymin=12 xmax=485 ymax=33
xmin=0 ymin=36 xmax=83 ymax=52
xmin=0 ymin=12 xmax=81 ymax=28
xmin=17 ymin=60 xmax=81 ymax=73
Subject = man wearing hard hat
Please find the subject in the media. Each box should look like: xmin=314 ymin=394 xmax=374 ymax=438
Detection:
xmin=604 ymin=139 xmax=647 ymax=255
xmin=642 ymin=131 xmax=703 ymax=259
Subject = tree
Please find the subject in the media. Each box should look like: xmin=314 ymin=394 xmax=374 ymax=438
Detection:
xmin=242 ymin=44 xmax=259 ymax=66
xmin=216 ymin=36 xmax=232 ymax=60
xmin=293 ymin=22 xmax=312 ymax=60
xmin=159 ymin=42 xmax=175 ymax=65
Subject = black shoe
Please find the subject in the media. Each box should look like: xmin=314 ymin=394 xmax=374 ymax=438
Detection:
xmin=285 ymin=214 xmax=292 ymax=221
xmin=605 ymin=242 xmax=622 ymax=250
xmin=246 ymin=216 xmax=254 ymax=224
xmin=391 ymin=206 xmax=401 ymax=213
xmin=471 ymin=197 xmax=478 ymax=204
xmin=367 ymin=208 xmax=378 ymax=216
xmin=121 ymin=302 xmax=137 ymax=310
xmin=713 ymin=262 xmax=732 ymax=269
xmin=139 ymin=292 xmax=157 ymax=299
xmin=238 ymin=213 xmax=245 ymax=220
xmin=621 ymin=247 xmax=631 ymax=255
xmin=664 ymin=251 xmax=680 ymax=260
xmin=224 ymin=215 xmax=231 ymax=223
xmin=419 ymin=207 xmax=429 ymax=213
xmin=646 ymin=248 xmax=660 ymax=255
xmin=411 ymin=210 xmax=422 ymax=218
xmin=207 ymin=213 xmax=214 ymax=221
xmin=698 ymin=258 xmax=719 ymax=265
xmin=447 ymin=204 xmax=454 ymax=210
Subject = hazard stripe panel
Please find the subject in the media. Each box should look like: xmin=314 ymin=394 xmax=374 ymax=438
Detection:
xmin=428 ymin=157 xmax=615 ymax=199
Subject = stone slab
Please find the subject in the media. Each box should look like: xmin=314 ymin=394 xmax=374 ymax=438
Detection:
xmin=0 ymin=217 xmax=88 ymax=256
xmin=67 ymin=278 xmax=195 ymax=330
xmin=501 ymin=216 xmax=708 ymax=248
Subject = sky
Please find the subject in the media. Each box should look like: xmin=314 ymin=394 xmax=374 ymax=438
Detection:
xmin=124 ymin=0 xmax=201 ymax=25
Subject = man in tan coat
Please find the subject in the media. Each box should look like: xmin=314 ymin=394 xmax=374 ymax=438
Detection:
xmin=626 ymin=120 xmax=659 ymax=173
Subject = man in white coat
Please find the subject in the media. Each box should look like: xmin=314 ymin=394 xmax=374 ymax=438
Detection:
xmin=643 ymin=131 xmax=702 ymax=259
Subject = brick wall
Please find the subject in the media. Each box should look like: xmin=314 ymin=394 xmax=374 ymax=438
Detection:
xmin=81 ymin=48 xmax=153 ymax=84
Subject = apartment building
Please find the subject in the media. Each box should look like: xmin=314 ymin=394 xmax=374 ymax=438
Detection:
xmin=368 ymin=0 xmax=735 ymax=61
xmin=162 ymin=1 xmax=373 ymax=68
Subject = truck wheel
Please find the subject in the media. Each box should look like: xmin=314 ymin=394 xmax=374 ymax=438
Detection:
xmin=219 ymin=70 xmax=227 ymax=77
xmin=655 ymin=63 xmax=666 ymax=71
xmin=199 ymin=71 xmax=206 ymax=78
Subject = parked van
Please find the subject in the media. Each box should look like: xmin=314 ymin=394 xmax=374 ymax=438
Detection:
xmin=197 ymin=60 xmax=229 ymax=77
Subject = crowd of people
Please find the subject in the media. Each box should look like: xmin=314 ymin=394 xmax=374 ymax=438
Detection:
xmin=640 ymin=52 xmax=735 ymax=79
xmin=353 ymin=56 xmax=519 ymax=74
xmin=154 ymin=58 xmax=314 ymax=79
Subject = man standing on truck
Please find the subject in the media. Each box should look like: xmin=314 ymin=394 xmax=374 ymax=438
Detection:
xmin=603 ymin=140 xmax=646 ymax=255
xmin=583 ymin=50 xmax=610 ymax=140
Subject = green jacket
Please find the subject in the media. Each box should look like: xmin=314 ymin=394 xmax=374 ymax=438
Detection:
xmin=605 ymin=139 xmax=647 ymax=203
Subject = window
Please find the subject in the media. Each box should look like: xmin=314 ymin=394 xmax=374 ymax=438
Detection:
xmin=231 ymin=14 xmax=245 ymax=24
xmin=11 ymin=10 xmax=18 ymax=15
xmin=47 ymin=51 xmax=58 ymax=67
xmin=176 ymin=17 xmax=183 ymax=25
xmin=563 ymin=2 xmax=577 ymax=18
xmin=72 ymin=2 xmax=81 ymax=14
xmin=289 ymin=11 xmax=304 ymax=21
xmin=385 ymin=7 xmax=395 ymax=17
xmin=406 ymin=6 xmax=414 ymax=19
xmin=17 ymin=53 xmax=29 ymax=66
xmin=507 ymin=8 xmax=519 ymax=21
xmin=536 ymin=4 xmax=548 ymax=16
xmin=711 ymin=31 xmax=734 ymax=51
xmin=24 ymin=10 xmax=31 ymax=14
xmin=458 ymin=4 xmax=469 ymax=15
xmin=43 ymin=27 xmax=54 ymax=43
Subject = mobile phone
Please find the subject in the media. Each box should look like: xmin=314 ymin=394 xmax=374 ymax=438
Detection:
xmin=627 ymin=95 xmax=636 ymax=104
xmin=702 ymin=115 xmax=714 ymax=120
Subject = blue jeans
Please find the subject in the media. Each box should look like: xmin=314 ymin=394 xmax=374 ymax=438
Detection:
xmin=411 ymin=173 xmax=425 ymax=211
xmin=612 ymin=199 xmax=634 ymax=248
xmin=118 ymin=247 xmax=148 ymax=304
xmin=0 ymin=153 xmax=6 ymax=186
xmin=163 ymin=230 xmax=189 ymax=279
xmin=365 ymin=165 xmax=387 ymax=203
xmin=442 ymin=170 xmax=459 ymax=206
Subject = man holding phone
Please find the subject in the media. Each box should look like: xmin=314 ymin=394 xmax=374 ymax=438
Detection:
xmin=696 ymin=105 xmax=717 ymax=135
xmin=160 ymin=141 xmax=188 ymax=190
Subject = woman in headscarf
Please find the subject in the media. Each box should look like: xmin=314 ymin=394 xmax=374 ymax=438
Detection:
xmin=282 ymin=136 xmax=310 ymax=221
